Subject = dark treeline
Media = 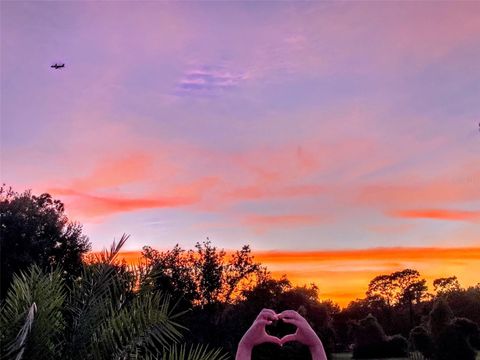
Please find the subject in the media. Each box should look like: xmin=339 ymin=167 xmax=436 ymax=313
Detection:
xmin=1 ymin=187 xmax=479 ymax=360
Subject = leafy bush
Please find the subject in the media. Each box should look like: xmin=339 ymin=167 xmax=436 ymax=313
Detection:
xmin=409 ymin=299 xmax=480 ymax=360
xmin=351 ymin=314 xmax=408 ymax=358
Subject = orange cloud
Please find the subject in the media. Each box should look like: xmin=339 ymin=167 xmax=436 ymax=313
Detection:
xmin=50 ymin=176 xmax=219 ymax=219
xmin=389 ymin=209 xmax=480 ymax=222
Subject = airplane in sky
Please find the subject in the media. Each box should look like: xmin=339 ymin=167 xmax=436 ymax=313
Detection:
xmin=50 ymin=63 xmax=65 ymax=69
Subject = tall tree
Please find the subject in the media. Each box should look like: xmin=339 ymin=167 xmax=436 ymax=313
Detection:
xmin=392 ymin=269 xmax=428 ymax=327
xmin=391 ymin=269 xmax=427 ymax=304
xmin=0 ymin=186 xmax=91 ymax=297
xmin=366 ymin=274 xmax=396 ymax=307
xmin=433 ymin=276 xmax=461 ymax=295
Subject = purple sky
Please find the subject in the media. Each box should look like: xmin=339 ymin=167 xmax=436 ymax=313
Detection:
xmin=2 ymin=1 xmax=479 ymax=252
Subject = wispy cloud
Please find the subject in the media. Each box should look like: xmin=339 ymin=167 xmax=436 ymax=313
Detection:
xmin=226 ymin=184 xmax=325 ymax=201
xmin=355 ymin=166 xmax=480 ymax=208
xmin=242 ymin=214 xmax=328 ymax=234
xmin=49 ymin=189 xmax=197 ymax=218
xmin=176 ymin=66 xmax=248 ymax=96
xmin=388 ymin=208 xmax=480 ymax=222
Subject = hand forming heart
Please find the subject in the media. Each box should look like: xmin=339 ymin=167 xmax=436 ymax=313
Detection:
xmin=277 ymin=309 xmax=322 ymax=347
xmin=236 ymin=309 xmax=327 ymax=360
xmin=238 ymin=308 xmax=282 ymax=348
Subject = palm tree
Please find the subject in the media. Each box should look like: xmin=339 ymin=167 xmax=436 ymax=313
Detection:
xmin=1 ymin=235 xmax=228 ymax=360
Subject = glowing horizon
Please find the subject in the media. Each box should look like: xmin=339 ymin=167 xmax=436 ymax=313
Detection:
xmin=108 ymin=246 xmax=480 ymax=307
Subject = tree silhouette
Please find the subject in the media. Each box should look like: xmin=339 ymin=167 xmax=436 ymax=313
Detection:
xmin=0 ymin=186 xmax=90 ymax=297
xmin=141 ymin=240 xmax=262 ymax=308
xmin=433 ymin=276 xmax=461 ymax=295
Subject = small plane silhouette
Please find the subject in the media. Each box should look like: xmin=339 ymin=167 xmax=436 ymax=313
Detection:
xmin=50 ymin=63 xmax=65 ymax=69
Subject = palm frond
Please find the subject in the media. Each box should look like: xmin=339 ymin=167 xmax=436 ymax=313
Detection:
xmin=65 ymin=261 xmax=128 ymax=359
xmin=97 ymin=233 xmax=130 ymax=264
xmin=0 ymin=238 xmax=226 ymax=360
xmin=65 ymin=236 xmax=189 ymax=360
xmin=92 ymin=292 xmax=185 ymax=359
xmin=161 ymin=343 xmax=229 ymax=360
xmin=2 ymin=302 xmax=36 ymax=360
xmin=0 ymin=266 xmax=65 ymax=360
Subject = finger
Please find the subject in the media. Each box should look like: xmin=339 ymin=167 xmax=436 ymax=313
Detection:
xmin=259 ymin=308 xmax=277 ymax=317
xmin=279 ymin=317 xmax=301 ymax=327
xmin=280 ymin=334 xmax=297 ymax=345
xmin=256 ymin=319 xmax=273 ymax=326
xmin=258 ymin=314 xmax=277 ymax=322
xmin=278 ymin=310 xmax=300 ymax=319
xmin=258 ymin=309 xmax=278 ymax=321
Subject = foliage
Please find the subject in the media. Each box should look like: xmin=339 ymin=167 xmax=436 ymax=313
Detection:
xmin=410 ymin=299 xmax=480 ymax=360
xmin=0 ymin=186 xmax=91 ymax=297
xmin=0 ymin=266 xmax=66 ymax=360
xmin=366 ymin=269 xmax=428 ymax=308
xmin=433 ymin=276 xmax=461 ymax=295
xmin=351 ymin=314 xmax=408 ymax=359
xmin=141 ymin=241 xmax=262 ymax=307
xmin=160 ymin=344 xmax=229 ymax=360
xmin=409 ymin=325 xmax=434 ymax=358
xmin=0 ymin=235 xmax=227 ymax=360
xmin=444 ymin=285 xmax=480 ymax=325
xmin=366 ymin=275 xmax=397 ymax=307
xmin=341 ymin=269 xmax=431 ymax=340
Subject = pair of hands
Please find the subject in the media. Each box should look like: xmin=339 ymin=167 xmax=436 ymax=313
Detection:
xmin=237 ymin=309 xmax=325 ymax=356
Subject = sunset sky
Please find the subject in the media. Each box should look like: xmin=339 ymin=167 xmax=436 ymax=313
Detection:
xmin=2 ymin=2 xmax=479 ymax=306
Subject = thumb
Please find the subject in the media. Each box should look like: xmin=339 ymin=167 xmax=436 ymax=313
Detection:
xmin=280 ymin=333 xmax=297 ymax=345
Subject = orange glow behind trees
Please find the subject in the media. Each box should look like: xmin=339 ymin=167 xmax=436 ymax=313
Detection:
xmin=102 ymin=246 xmax=480 ymax=307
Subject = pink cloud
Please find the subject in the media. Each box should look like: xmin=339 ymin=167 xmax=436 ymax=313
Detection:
xmin=49 ymin=174 xmax=220 ymax=219
xmin=69 ymin=152 xmax=154 ymax=192
xmin=225 ymin=184 xmax=325 ymax=201
xmin=57 ymin=190 xmax=197 ymax=218
xmin=355 ymin=171 xmax=480 ymax=208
